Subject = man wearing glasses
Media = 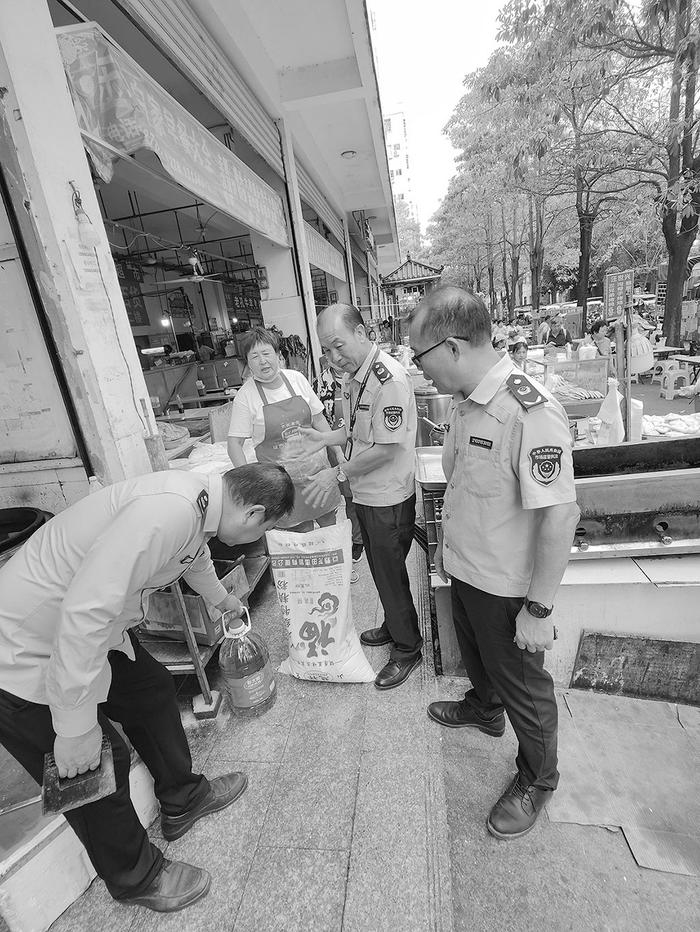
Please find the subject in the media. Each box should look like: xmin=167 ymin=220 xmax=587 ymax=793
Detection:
xmin=409 ymin=286 xmax=579 ymax=840
xmin=300 ymin=304 xmax=422 ymax=690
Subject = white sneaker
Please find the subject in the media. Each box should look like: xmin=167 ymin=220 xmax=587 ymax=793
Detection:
xmin=351 ymin=569 xmax=360 ymax=584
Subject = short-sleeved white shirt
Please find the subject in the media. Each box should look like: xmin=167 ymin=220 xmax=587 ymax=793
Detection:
xmin=340 ymin=346 xmax=416 ymax=507
xmin=228 ymin=369 xmax=324 ymax=448
xmin=441 ymin=354 xmax=576 ymax=597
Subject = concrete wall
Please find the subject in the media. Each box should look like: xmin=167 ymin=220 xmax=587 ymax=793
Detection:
xmin=434 ymin=555 xmax=700 ymax=688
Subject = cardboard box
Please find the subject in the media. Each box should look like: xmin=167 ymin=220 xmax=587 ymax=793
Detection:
xmin=140 ymin=561 xmax=248 ymax=646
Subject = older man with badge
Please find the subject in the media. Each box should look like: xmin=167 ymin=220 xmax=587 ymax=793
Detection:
xmin=409 ymin=286 xmax=580 ymax=840
xmin=299 ymin=303 xmax=422 ymax=691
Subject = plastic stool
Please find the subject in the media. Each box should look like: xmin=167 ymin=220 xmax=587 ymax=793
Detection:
xmin=660 ymin=369 xmax=689 ymax=400
xmin=651 ymin=360 xmax=677 ymax=385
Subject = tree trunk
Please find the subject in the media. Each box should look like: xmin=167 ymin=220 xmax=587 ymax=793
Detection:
xmin=663 ymin=249 xmax=688 ymax=347
xmin=501 ymin=208 xmax=511 ymax=314
xmin=576 ymin=210 xmax=594 ymax=332
xmin=660 ymin=0 xmax=693 ymax=348
xmin=662 ymin=211 xmax=695 ymax=346
xmin=528 ymin=194 xmax=543 ymax=311
xmin=487 ymin=264 xmax=496 ymax=318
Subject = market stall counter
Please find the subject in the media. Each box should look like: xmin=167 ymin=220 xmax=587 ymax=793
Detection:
xmin=414 ymin=441 xmax=700 ymax=690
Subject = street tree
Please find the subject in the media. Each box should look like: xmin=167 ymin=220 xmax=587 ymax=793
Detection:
xmin=498 ymin=0 xmax=657 ymax=329
xmin=567 ymin=0 xmax=700 ymax=345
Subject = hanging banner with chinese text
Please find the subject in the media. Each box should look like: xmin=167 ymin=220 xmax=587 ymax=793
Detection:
xmin=56 ymin=25 xmax=289 ymax=248
xmin=304 ymin=221 xmax=346 ymax=282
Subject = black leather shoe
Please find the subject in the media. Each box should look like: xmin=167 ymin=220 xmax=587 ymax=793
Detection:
xmin=122 ymin=859 xmax=211 ymax=912
xmin=360 ymin=627 xmax=393 ymax=647
xmin=374 ymin=654 xmax=422 ymax=690
xmin=427 ymin=700 xmax=505 ymax=737
xmin=487 ymin=775 xmax=553 ymax=839
xmin=161 ymin=772 xmax=248 ymax=841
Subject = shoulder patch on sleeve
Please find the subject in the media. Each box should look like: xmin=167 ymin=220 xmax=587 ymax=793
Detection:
xmin=196 ymin=490 xmax=209 ymax=518
xmin=506 ymin=373 xmax=545 ymax=411
xmin=372 ymin=361 xmax=393 ymax=385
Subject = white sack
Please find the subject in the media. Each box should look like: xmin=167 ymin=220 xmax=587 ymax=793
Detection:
xmin=266 ymin=519 xmax=375 ymax=683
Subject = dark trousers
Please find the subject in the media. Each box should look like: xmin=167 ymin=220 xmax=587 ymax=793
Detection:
xmin=0 ymin=632 xmax=209 ymax=899
xmin=343 ymin=493 xmax=363 ymax=547
xmin=450 ymin=578 xmax=558 ymax=790
xmin=355 ymin=494 xmax=422 ymax=661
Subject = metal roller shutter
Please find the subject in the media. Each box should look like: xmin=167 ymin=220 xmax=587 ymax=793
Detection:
xmin=296 ymin=162 xmax=344 ymax=245
xmin=116 ymin=0 xmax=283 ymax=176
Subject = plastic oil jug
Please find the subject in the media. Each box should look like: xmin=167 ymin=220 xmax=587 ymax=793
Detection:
xmin=219 ymin=608 xmax=277 ymax=716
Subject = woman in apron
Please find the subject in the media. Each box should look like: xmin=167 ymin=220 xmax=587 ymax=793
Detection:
xmin=227 ymin=327 xmax=340 ymax=531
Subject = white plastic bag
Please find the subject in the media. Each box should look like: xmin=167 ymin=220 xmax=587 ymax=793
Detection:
xmin=597 ymin=378 xmax=625 ymax=445
xmin=266 ymin=519 xmax=375 ymax=683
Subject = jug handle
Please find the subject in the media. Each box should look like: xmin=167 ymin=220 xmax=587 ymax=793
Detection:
xmin=222 ymin=605 xmax=251 ymax=639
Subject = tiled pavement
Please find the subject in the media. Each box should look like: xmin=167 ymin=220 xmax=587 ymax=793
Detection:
xmin=48 ymin=546 xmax=699 ymax=931
xmin=49 ymin=546 xmax=454 ymax=932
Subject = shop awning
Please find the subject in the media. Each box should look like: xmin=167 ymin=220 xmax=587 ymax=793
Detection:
xmin=56 ymin=24 xmax=289 ymax=248
xmin=304 ymin=221 xmax=346 ymax=282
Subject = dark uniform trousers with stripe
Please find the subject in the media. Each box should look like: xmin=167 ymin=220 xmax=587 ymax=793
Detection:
xmin=354 ymin=494 xmax=423 ymax=661
xmin=0 ymin=631 xmax=210 ymax=898
xmin=451 ymin=577 xmax=559 ymax=790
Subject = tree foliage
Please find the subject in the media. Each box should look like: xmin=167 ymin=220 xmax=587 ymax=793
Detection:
xmin=428 ymin=0 xmax=700 ymax=342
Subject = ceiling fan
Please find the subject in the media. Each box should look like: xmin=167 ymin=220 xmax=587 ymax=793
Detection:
xmin=156 ymin=253 xmax=227 ymax=285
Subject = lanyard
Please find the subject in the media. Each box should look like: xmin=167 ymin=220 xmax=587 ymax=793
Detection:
xmin=346 ymin=347 xmax=380 ymax=459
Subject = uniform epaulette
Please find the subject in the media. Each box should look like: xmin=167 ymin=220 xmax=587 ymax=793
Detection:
xmin=372 ymin=361 xmax=393 ymax=385
xmin=506 ymin=372 xmax=545 ymax=411
xmin=196 ymin=490 xmax=209 ymax=518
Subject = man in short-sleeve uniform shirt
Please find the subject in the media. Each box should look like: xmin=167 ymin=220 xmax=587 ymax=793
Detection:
xmin=302 ymin=304 xmax=422 ymax=690
xmin=409 ymin=286 xmax=579 ymax=840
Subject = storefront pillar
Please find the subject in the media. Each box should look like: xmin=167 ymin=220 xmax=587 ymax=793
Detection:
xmin=249 ymin=231 xmax=308 ymax=339
xmin=276 ymin=118 xmax=323 ymax=371
xmin=343 ymin=218 xmax=359 ymax=307
xmin=0 ymin=0 xmax=158 ymax=483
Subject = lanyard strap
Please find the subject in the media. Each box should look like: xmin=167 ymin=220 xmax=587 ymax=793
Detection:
xmin=346 ymin=347 xmax=379 ymax=459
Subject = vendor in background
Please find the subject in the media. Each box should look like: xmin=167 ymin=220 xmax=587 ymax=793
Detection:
xmin=492 ymin=333 xmax=508 ymax=356
xmin=509 ymin=337 xmax=529 ymax=370
xmin=536 ymin=314 xmax=552 ymax=343
xmin=196 ymin=334 xmax=215 ymax=362
xmin=545 ymin=316 xmax=572 ymax=348
xmin=589 ymin=319 xmax=612 ymax=358
xmin=227 ymin=327 xmax=340 ymax=531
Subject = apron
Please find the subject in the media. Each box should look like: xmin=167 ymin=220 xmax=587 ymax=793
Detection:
xmin=254 ymin=372 xmax=341 ymax=527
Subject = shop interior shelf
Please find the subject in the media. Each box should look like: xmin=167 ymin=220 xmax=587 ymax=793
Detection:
xmin=139 ymin=554 xmax=270 ymax=676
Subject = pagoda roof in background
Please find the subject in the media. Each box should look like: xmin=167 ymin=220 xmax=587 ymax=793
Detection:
xmin=381 ymin=253 xmax=444 ymax=286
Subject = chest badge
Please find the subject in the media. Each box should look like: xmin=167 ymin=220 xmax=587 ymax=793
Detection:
xmin=383 ymin=405 xmax=403 ymax=431
xmin=529 ymin=446 xmax=562 ymax=485
xmin=469 ymin=436 xmax=493 ymax=450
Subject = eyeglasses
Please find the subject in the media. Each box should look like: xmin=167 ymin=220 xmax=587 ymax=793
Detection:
xmin=411 ymin=335 xmax=470 ymax=367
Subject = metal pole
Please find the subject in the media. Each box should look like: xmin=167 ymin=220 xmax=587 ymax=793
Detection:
xmin=623 ymin=296 xmax=633 ymax=441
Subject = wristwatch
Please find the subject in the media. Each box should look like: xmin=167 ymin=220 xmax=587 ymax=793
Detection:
xmin=336 ymin=465 xmax=347 ymax=483
xmin=524 ymin=598 xmax=553 ymax=618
